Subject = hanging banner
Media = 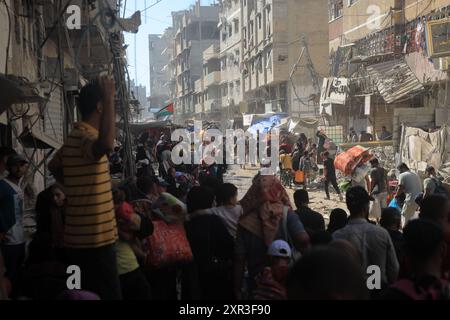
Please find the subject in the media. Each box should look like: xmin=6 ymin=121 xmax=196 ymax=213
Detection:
xmin=425 ymin=18 xmax=450 ymax=58
xmin=320 ymin=77 xmax=348 ymax=106
xmin=243 ymin=114 xmax=254 ymax=126
xmin=364 ymin=95 xmax=371 ymax=115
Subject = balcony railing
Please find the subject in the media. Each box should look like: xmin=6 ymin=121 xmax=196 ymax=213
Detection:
xmin=204 ymin=99 xmax=222 ymax=112
xmin=204 ymin=71 xmax=221 ymax=87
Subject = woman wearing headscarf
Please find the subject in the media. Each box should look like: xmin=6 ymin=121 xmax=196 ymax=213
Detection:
xmin=233 ymin=175 xmax=311 ymax=299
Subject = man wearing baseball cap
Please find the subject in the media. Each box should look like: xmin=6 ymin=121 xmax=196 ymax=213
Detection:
xmin=333 ymin=186 xmax=399 ymax=291
xmin=252 ymin=240 xmax=291 ymax=300
xmin=0 ymin=154 xmax=29 ymax=298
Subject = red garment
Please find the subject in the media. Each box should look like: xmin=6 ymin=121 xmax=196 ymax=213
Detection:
xmin=280 ymin=143 xmax=292 ymax=154
xmin=252 ymin=267 xmax=287 ymax=300
xmin=116 ymin=202 xmax=134 ymax=221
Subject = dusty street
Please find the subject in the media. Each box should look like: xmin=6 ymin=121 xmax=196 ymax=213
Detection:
xmin=224 ymin=165 xmax=348 ymax=226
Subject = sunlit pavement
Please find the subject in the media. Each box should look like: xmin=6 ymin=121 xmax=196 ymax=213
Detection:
xmin=224 ymin=165 xmax=347 ymax=225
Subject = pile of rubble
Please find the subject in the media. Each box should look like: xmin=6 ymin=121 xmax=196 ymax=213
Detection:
xmin=370 ymin=146 xmax=396 ymax=171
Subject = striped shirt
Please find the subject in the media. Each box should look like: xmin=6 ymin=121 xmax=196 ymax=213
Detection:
xmin=53 ymin=122 xmax=117 ymax=249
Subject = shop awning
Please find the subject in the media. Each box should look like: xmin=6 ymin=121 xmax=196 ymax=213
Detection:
xmin=366 ymin=59 xmax=425 ymax=104
xmin=19 ymin=127 xmax=62 ymax=150
xmin=0 ymin=74 xmax=46 ymax=116
xmin=117 ymin=120 xmax=181 ymax=135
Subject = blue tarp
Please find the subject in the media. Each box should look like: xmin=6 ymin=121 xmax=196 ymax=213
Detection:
xmin=247 ymin=115 xmax=283 ymax=136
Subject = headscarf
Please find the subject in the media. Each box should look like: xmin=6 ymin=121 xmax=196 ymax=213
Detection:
xmin=239 ymin=175 xmax=291 ymax=245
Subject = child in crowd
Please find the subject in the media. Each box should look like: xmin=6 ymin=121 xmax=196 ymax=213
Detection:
xmin=252 ymin=240 xmax=291 ymax=300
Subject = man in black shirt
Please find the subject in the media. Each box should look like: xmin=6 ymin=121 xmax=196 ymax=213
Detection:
xmin=294 ymin=189 xmax=325 ymax=239
xmin=380 ymin=207 xmax=404 ymax=263
xmin=368 ymin=158 xmax=388 ymax=220
xmin=322 ymin=152 xmax=343 ymax=201
xmin=380 ymin=219 xmax=449 ymax=300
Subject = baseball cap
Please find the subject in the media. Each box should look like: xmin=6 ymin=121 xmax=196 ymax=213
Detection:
xmin=267 ymin=240 xmax=292 ymax=258
xmin=346 ymin=186 xmax=374 ymax=208
xmin=6 ymin=154 xmax=29 ymax=167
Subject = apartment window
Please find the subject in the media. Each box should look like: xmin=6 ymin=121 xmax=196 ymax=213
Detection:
xmin=257 ymin=15 xmax=262 ymax=30
xmin=347 ymin=0 xmax=358 ymax=6
xmin=257 ymin=56 xmax=263 ymax=72
xmin=244 ymin=0 xmax=247 ymax=7
xmin=228 ymin=25 xmax=233 ymax=37
xmin=234 ymin=19 xmax=239 ymax=34
xmin=229 ymin=83 xmax=234 ymax=96
xmin=329 ymin=0 xmax=343 ymax=21
xmin=236 ymin=80 xmax=241 ymax=94
xmin=266 ymin=49 xmax=272 ymax=69
xmin=221 ymin=58 xmax=227 ymax=70
xmin=222 ymin=30 xmax=227 ymax=41
xmin=223 ymin=86 xmax=228 ymax=97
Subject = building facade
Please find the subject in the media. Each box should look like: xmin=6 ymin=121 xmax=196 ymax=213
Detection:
xmin=241 ymin=0 xmax=329 ymax=119
xmin=130 ymin=80 xmax=148 ymax=120
xmin=171 ymin=1 xmax=220 ymax=124
xmin=148 ymin=28 xmax=173 ymax=110
xmin=0 ymin=0 xmax=129 ymax=206
xmin=327 ymin=0 xmax=449 ymax=148
xmin=217 ymin=0 xmax=244 ymax=127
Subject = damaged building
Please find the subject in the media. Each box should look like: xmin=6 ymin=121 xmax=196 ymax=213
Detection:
xmin=326 ymin=0 xmax=450 ymax=157
xmin=0 ymin=0 xmax=139 ymax=214
xmin=170 ymin=1 xmax=220 ymax=125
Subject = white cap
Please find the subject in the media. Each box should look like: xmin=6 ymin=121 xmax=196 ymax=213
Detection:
xmin=267 ymin=240 xmax=291 ymax=258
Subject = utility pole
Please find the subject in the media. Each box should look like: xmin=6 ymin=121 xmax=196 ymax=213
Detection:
xmin=110 ymin=31 xmax=136 ymax=179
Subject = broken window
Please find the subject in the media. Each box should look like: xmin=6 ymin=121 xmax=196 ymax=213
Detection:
xmin=328 ymin=0 xmax=343 ymax=21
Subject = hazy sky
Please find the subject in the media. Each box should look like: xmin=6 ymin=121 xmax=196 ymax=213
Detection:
xmin=123 ymin=0 xmax=216 ymax=96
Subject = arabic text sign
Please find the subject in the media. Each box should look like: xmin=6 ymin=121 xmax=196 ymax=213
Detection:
xmin=320 ymin=77 xmax=348 ymax=106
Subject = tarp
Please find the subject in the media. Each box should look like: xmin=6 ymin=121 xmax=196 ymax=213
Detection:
xmin=247 ymin=115 xmax=287 ymax=136
xmin=250 ymin=113 xmax=288 ymax=126
xmin=400 ymin=125 xmax=448 ymax=173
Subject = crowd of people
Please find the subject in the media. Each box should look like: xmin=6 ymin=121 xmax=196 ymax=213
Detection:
xmin=348 ymin=126 xmax=392 ymax=143
xmin=1 ymin=77 xmax=450 ymax=301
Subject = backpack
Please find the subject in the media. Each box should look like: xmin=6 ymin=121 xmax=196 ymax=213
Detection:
xmin=432 ymin=178 xmax=448 ymax=196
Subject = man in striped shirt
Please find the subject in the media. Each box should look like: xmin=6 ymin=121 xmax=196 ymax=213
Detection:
xmin=49 ymin=76 xmax=121 ymax=300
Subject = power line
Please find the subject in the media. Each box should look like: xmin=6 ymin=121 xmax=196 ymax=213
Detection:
xmin=141 ymin=0 xmax=163 ymax=13
xmin=40 ymin=0 xmax=74 ymax=48
xmin=124 ymin=8 xmax=172 ymax=25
